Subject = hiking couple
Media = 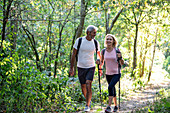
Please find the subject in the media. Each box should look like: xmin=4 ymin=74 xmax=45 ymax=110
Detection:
xmin=69 ymin=25 xmax=125 ymax=112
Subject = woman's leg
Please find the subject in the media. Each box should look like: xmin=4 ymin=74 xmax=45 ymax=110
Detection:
xmin=107 ymin=74 xmax=120 ymax=106
xmin=108 ymin=96 xmax=113 ymax=106
xmin=113 ymin=96 xmax=117 ymax=106
xmin=106 ymin=75 xmax=113 ymax=107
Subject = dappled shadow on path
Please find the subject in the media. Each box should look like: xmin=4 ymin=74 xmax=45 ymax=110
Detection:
xmin=75 ymin=78 xmax=170 ymax=113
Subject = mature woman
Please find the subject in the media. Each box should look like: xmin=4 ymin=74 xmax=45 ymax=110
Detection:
xmin=100 ymin=34 xmax=124 ymax=113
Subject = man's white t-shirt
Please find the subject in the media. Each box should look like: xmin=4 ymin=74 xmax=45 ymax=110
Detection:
xmin=73 ymin=36 xmax=100 ymax=68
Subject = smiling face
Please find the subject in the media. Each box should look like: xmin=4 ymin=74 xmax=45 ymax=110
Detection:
xmin=106 ymin=35 xmax=114 ymax=47
xmin=104 ymin=34 xmax=117 ymax=47
xmin=88 ymin=29 xmax=97 ymax=39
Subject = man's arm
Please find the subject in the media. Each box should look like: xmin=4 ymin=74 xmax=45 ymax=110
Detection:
xmin=97 ymin=51 xmax=103 ymax=76
xmin=69 ymin=48 xmax=77 ymax=76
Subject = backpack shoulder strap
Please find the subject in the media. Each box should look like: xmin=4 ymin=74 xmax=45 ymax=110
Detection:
xmin=115 ymin=47 xmax=121 ymax=72
xmin=94 ymin=39 xmax=98 ymax=54
xmin=77 ymin=37 xmax=82 ymax=52
xmin=76 ymin=37 xmax=82 ymax=61
xmin=115 ymin=47 xmax=120 ymax=60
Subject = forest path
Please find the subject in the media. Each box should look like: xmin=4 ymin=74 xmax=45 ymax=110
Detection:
xmin=76 ymin=67 xmax=170 ymax=113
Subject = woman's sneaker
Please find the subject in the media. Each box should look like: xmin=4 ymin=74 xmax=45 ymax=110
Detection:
xmin=113 ymin=106 xmax=118 ymax=112
xmin=84 ymin=106 xmax=90 ymax=112
xmin=105 ymin=106 xmax=112 ymax=113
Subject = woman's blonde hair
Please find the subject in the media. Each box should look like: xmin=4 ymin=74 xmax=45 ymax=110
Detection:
xmin=104 ymin=34 xmax=118 ymax=47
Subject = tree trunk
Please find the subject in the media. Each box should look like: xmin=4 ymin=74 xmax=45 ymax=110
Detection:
xmin=75 ymin=0 xmax=86 ymax=38
xmin=47 ymin=16 xmax=52 ymax=76
xmin=1 ymin=0 xmax=13 ymax=49
xmin=132 ymin=23 xmax=138 ymax=76
xmin=141 ymin=42 xmax=148 ymax=77
xmin=22 ymin=26 xmax=42 ymax=72
xmin=127 ymin=35 xmax=131 ymax=68
xmin=10 ymin=7 xmax=18 ymax=54
xmin=47 ymin=0 xmax=55 ymax=76
xmin=139 ymin=36 xmax=143 ymax=77
xmin=105 ymin=8 xmax=109 ymax=35
xmin=69 ymin=0 xmax=87 ymax=77
xmin=54 ymin=5 xmax=73 ymax=77
xmin=148 ymin=28 xmax=158 ymax=82
xmin=105 ymin=8 xmax=123 ymax=35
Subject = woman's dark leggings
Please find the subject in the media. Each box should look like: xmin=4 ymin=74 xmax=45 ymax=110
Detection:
xmin=106 ymin=74 xmax=121 ymax=97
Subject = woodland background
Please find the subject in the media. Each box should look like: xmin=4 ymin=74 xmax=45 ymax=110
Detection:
xmin=0 ymin=0 xmax=169 ymax=112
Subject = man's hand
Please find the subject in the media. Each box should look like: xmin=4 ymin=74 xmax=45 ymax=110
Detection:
xmin=96 ymin=59 xmax=100 ymax=65
xmin=69 ymin=68 xmax=74 ymax=76
xmin=98 ymin=64 xmax=103 ymax=76
xmin=99 ymin=69 xmax=103 ymax=76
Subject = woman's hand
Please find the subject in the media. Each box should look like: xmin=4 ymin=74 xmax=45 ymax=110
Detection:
xmin=117 ymin=53 xmax=122 ymax=60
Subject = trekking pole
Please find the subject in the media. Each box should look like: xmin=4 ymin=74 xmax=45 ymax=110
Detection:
xmin=119 ymin=79 xmax=120 ymax=109
xmin=116 ymin=48 xmax=121 ymax=110
xmin=97 ymin=64 xmax=102 ymax=109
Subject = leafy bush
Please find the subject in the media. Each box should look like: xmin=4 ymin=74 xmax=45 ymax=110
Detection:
xmin=135 ymin=88 xmax=170 ymax=113
xmin=0 ymin=41 xmax=79 ymax=112
xmin=163 ymin=56 xmax=170 ymax=76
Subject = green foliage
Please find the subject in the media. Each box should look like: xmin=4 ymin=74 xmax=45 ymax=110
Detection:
xmin=132 ymin=77 xmax=146 ymax=90
xmin=163 ymin=55 xmax=170 ymax=76
xmin=135 ymin=88 xmax=170 ymax=113
xmin=0 ymin=41 xmax=78 ymax=112
xmin=0 ymin=0 xmax=170 ymax=112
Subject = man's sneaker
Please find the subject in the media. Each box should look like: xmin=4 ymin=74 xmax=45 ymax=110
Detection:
xmin=84 ymin=106 xmax=90 ymax=112
xmin=113 ymin=106 xmax=118 ymax=112
xmin=105 ymin=106 xmax=112 ymax=113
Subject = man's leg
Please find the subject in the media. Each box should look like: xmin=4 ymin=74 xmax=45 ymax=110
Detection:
xmin=86 ymin=80 xmax=92 ymax=107
xmin=81 ymin=84 xmax=86 ymax=98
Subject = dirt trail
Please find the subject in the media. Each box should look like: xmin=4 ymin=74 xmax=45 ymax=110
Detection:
xmin=76 ymin=67 xmax=170 ymax=113
xmin=76 ymin=79 xmax=170 ymax=113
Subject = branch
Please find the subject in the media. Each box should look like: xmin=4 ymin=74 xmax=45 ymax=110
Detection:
xmin=22 ymin=25 xmax=34 ymax=48
xmin=48 ymin=0 xmax=55 ymax=15
xmin=22 ymin=25 xmax=42 ymax=72
xmin=139 ymin=8 xmax=152 ymax=23
xmin=5 ymin=0 xmax=13 ymax=19
xmin=60 ymin=4 xmax=74 ymax=32
xmin=54 ymin=4 xmax=74 ymax=77
xmin=133 ymin=8 xmax=137 ymax=23
xmin=0 ymin=18 xmax=68 ymax=22
xmin=123 ymin=14 xmax=135 ymax=25
xmin=109 ymin=8 xmax=123 ymax=32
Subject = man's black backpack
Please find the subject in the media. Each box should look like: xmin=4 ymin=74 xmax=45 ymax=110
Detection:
xmin=76 ymin=37 xmax=98 ymax=61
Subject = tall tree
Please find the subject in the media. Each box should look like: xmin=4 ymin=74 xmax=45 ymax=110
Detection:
xmin=22 ymin=25 xmax=42 ymax=72
xmin=1 ymin=0 xmax=13 ymax=49
xmin=69 ymin=0 xmax=89 ymax=76
xmin=54 ymin=4 xmax=74 ymax=77
xmin=123 ymin=0 xmax=154 ymax=77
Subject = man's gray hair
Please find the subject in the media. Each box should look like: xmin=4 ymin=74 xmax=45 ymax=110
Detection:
xmin=86 ymin=25 xmax=98 ymax=34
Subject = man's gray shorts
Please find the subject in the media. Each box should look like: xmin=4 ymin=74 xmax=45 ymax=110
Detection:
xmin=77 ymin=67 xmax=95 ymax=84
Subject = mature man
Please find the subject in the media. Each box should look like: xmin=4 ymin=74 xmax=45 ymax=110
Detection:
xmin=69 ymin=25 xmax=101 ymax=112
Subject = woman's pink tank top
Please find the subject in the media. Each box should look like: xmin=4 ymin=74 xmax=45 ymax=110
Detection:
xmin=104 ymin=49 xmax=119 ymax=75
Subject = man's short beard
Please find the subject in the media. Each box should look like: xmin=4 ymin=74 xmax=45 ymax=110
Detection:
xmin=90 ymin=35 xmax=94 ymax=39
